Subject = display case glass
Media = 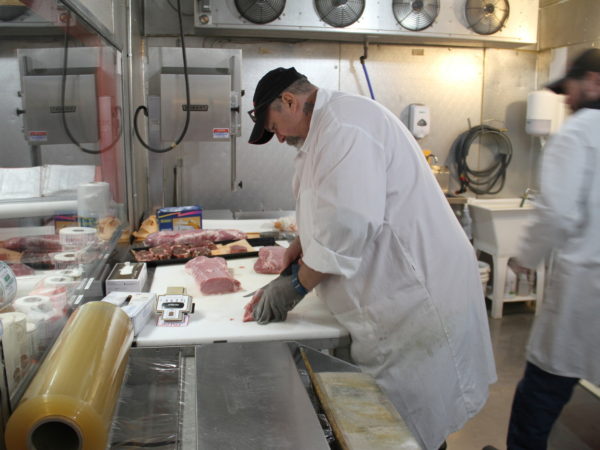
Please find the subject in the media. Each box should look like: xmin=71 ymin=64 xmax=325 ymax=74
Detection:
xmin=0 ymin=0 xmax=128 ymax=412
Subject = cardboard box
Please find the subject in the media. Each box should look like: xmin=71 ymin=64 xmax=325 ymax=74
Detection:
xmin=102 ymin=291 xmax=156 ymax=336
xmin=157 ymin=205 xmax=202 ymax=231
xmin=53 ymin=213 xmax=78 ymax=233
xmin=105 ymin=262 xmax=147 ymax=294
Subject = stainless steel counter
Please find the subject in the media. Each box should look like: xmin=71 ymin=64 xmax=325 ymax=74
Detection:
xmin=110 ymin=342 xmax=418 ymax=449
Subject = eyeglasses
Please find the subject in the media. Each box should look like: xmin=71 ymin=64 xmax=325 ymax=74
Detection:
xmin=247 ymin=96 xmax=282 ymax=123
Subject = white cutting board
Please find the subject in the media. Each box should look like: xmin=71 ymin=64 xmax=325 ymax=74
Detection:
xmin=136 ymin=256 xmax=348 ymax=347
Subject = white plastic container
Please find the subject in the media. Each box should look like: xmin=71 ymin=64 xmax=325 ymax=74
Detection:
xmin=478 ymin=261 xmax=490 ymax=295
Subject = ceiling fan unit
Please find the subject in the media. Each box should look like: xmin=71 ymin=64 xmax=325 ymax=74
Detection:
xmin=233 ymin=0 xmax=286 ymax=25
xmin=314 ymin=0 xmax=365 ymax=28
xmin=392 ymin=0 xmax=440 ymax=32
xmin=465 ymin=0 xmax=510 ymax=35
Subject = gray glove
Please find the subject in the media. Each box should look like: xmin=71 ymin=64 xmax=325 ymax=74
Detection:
xmin=253 ymin=264 xmax=307 ymax=324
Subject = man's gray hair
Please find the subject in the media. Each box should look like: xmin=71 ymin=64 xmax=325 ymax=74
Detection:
xmin=284 ymin=76 xmax=316 ymax=94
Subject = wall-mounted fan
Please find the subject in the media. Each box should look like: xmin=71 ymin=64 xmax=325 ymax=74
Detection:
xmin=315 ymin=0 xmax=365 ymax=28
xmin=465 ymin=0 xmax=510 ymax=35
xmin=392 ymin=0 xmax=440 ymax=32
xmin=234 ymin=0 xmax=286 ymax=25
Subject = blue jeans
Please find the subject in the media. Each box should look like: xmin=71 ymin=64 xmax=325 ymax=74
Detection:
xmin=507 ymin=361 xmax=579 ymax=450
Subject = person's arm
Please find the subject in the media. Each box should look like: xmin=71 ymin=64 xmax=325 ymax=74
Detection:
xmin=297 ymin=261 xmax=329 ymax=291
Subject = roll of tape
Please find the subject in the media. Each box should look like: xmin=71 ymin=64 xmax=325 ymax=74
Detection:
xmin=59 ymin=227 xmax=97 ymax=249
xmin=55 ymin=268 xmax=83 ymax=280
xmin=14 ymin=295 xmax=60 ymax=352
xmin=0 ymin=312 xmax=29 ymax=393
xmin=13 ymin=296 xmax=56 ymax=326
xmin=0 ymin=261 xmax=18 ymax=308
xmin=41 ymin=275 xmax=76 ymax=289
xmin=26 ymin=322 xmax=42 ymax=362
xmin=52 ymin=252 xmax=79 ymax=270
xmin=5 ymin=302 xmax=133 ymax=449
xmin=30 ymin=286 xmax=68 ymax=315
xmin=77 ymin=181 xmax=110 ymax=228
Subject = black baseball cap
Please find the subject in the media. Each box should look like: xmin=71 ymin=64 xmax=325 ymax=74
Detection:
xmin=248 ymin=67 xmax=304 ymax=145
xmin=546 ymin=48 xmax=600 ymax=94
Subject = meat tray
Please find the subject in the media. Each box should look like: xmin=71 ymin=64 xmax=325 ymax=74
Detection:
xmin=129 ymin=237 xmax=277 ymax=266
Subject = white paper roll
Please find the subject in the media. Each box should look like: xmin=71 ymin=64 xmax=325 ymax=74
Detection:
xmin=13 ymin=296 xmax=56 ymax=344
xmin=0 ymin=312 xmax=29 ymax=392
xmin=41 ymin=275 xmax=77 ymax=290
xmin=55 ymin=268 xmax=83 ymax=279
xmin=59 ymin=227 xmax=97 ymax=249
xmin=52 ymin=252 xmax=79 ymax=269
xmin=26 ymin=322 xmax=42 ymax=361
xmin=77 ymin=181 xmax=110 ymax=227
xmin=30 ymin=286 xmax=69 ymax=315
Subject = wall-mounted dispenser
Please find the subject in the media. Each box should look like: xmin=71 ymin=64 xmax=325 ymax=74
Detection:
xmin=408 ymin=103 xmax=430 ymax=139
xmin=526 ymin=89 xmax=565 ymax=136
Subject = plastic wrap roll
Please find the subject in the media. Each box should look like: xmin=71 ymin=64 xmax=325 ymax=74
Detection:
xmin=59 ymin=227 xmax=97 ymax=249
xmin=5 ymin=301 xmax=134 ymax=449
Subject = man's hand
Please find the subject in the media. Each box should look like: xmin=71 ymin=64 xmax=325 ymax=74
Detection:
xmin=508 ymin=257 xmax=530 ymax=275
xmin=253 ymin=265 xmax=307 ymax=324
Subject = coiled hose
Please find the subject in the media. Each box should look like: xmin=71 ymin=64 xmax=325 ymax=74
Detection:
xmin=453 ymin=125 xmax=513 ymax=195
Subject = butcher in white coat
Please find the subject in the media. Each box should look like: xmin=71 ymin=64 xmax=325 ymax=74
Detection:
xmin=503 ymin=48 xmax=600 ymax=450
xmin=247 ymin=67 xmax=496 ymax=450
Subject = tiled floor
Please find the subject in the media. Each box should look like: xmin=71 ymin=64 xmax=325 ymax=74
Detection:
xmin=447 ymin=302 xmax=600 ymax=450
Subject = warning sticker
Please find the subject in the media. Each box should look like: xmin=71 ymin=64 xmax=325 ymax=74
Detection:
xmin=213 ymin=128 xmax=230 ymax=139
xmin=28 ymin=131 xmax=48 ymax=142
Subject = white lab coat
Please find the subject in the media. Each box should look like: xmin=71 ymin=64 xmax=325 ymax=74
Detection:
xmin=293 ymin=89 xmax=496 ymax=450
xmin=517 ymin=107 xmax=600 ymax=384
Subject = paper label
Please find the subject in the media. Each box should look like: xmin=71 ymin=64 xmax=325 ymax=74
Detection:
xmin=28 ymin=131 xmax=48 ymax=142
xmin=213 ymin=128 xmax=230 ymax=139
xmin=157 ymin=315 xmax=189 ymax=327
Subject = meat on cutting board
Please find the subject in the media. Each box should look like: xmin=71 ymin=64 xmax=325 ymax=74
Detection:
xmin=254 ymin=246 xmax=287 ymax=274
xmin=243 ymin=291 xmax=264 ymax=322
xmin=144 ymin=229 xmax=247 ymax=247
xmin=185 ymin=256 xmax=241 ymax=295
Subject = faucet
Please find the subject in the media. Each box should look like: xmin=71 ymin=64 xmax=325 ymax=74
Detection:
xmin=520 ymin=188 xmax=537 ymax=207
xmin=426 ymin=154 xmax=439 ymax=166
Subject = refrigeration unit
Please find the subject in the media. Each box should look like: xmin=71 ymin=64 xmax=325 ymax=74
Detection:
xmin=144 ymin=47 xmax=243 ymax=198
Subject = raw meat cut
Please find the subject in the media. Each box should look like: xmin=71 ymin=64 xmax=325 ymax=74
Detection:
xmin=254 ymin=246 xmax=287 ymax=274
xmin=6 ymin=263 xmax=35 ymax=277
xmin=3 ymin=235 xmax=62 ymax=252
xmin=149 ymin=245 xmax=171 ymax=260
xmin=144 ymin=229 xmax=246 ymax=247
xmin=132 ymin=244 xmax=213 ymax=262
xmin=243 ymin=292 xmax=262 ymax=322
xmin=185 ymin=256 xmax=241 ymax=295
